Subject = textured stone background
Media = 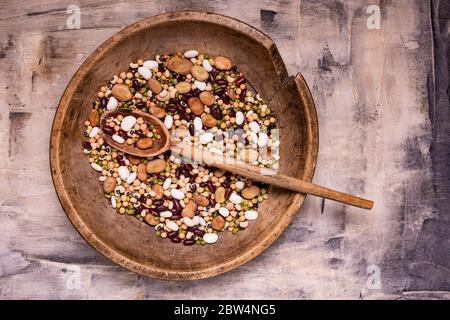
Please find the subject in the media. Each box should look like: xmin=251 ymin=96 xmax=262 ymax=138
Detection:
xmin=0 ymin=0 xmax=449 ymax=299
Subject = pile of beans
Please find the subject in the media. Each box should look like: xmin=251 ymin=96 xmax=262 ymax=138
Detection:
xmin=82 ymin=51 xmax=279 ymax=245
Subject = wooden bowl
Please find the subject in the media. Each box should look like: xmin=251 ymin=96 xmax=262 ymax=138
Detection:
xmin=50 ymin=11 xmax=318 ymax=280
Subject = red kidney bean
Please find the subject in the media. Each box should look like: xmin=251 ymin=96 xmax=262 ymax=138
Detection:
xmin=165 ymin=106 xmax=178 ymax=114
xmin=135 ymin=206 xmax=145 ymax=215
xmin=213 ymin=87 xmax=225 ymax=96
xmin=136 ymin=130 xmax=145 ymax=138
xmin=168 ymin=231 xmax=178 ymax=239
xmin=184 ymin=164 xmax=194 ymax=171
xmin=180 ymin=113 xmax=193 ymax=122
xmin=118 ymin=129 xmax=128 ymax=140
xmin=163 ymin=150 xmax=171 ymax=160
xmin=150 ymin=210 xmax=159 ymax=217
xmin=221 ymin=94 xmax=230 ymax=104
xmin=207 ymin=181 xmax=216 ymax=192
xmin=117 ymin=155 xmax=126 ymax=166
xmin=153 ymin=206 xmax=167 ymax=213
xmin=199 ymin=182 xmax=206 ymax=187
xmin=101 ymin=126 xmax=115 ymax=135
xmin=209 ymin=69 xmax=218 ymax=82
xmin=183 ymin=239 xmax=195 ymax=246
xmin=210 ymin=107 xmax=222 ymax=120
xmin=209 ymin=198 xmax=216 ymax=208
xmin=189 ymin=123 xmax=195 ymax=136
xmin=194 ymin=229 xmax=205 ymax=237
xmin=82 ymin=141 xmax=92 ymax=150
xmin=177 ymin=101 xmax=187 ymax=111
xmin=152 ymin=199 xmax=164 ymax=206
xmin=135 ymin=101 xmax=146 ymax=109
xmin=234 ymin=75 xmax=246 ymax=86
xmin=156 ymin=174 xmax=166 ymax=180
xmin=216 ymin=79 xmax=227 ymax=86
xmin=239 ymin=89 xmax=247 ymax=102
xmin=172 ymin=199 xmax=181 ymax=213
xmin=182 ymin=168 xmax=191 ymax=178
xmin=170 ymin=214 xmax=182 ymax=220
xmin=225 ymin=187 xmax=233 ymax=200
xmin=171 ymin=237 xmax=182 ymax=243
xmin=138 ymin=195 xmax=147 ymax=204
xmin=228 ymin=109 xmax=236 ymax=117
xmin=187 ymin=226 xmax=197 ymax=232
xmin=175 ymin=167 xmax=181 ymax=179
xmin=100 ymin=97 xmax=108 ymax=109
xmin=132 ymin=80 xmax=142 ymax=90
xmin=189 ymin=176 xmax=197 ymax=183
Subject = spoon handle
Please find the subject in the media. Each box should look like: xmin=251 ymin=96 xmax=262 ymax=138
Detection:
xmin=171 ymin=143 xmax=374 ymax=210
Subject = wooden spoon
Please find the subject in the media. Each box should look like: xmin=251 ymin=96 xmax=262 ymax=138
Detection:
xmin=100 ymin=83 xmax=374 ymax=210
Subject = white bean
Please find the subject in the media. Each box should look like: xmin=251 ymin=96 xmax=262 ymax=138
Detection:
xmin=239 ymin=221 xmax=249 ymax=228
xmin=121 ymin=115 xmax=136 ymax=132
xmin=258 ymin=132 xmax=269 ymax=147
xmin=164 ymin=115 xmax=173 ymax=129
xmin=229 ymin=192 xmax=242 ymax=205
xmin=218 ymin=207 xmax=230 ymax=217
xmin=89 ymin=127 xmax=99 ymax=138
xmin=170 ymin=188 xmax=185 ymax=200
xmin=203 ymin=233 xmax=218 ymax=244
xmin=202 ymin=59 xmax=213 ymax=72
xmin=249 ymin=121 xmax=260 ymax=133
xmin=235 ymin=181 xmax=245 ymax=190
xmin=91 ymin=163 xmax=103 ymax=172
xmin=166 ymin=220 xmax=179 ymax=232
xmin=138 ymin=67 xmax=152 ymax=80
xmin=235 ymin=111 xmax=244 ymax=125
xmin=245 ymin=210 xmax=258 ymax=220
xmin=193 ymin=80 xmax=206 ymax=91
xmin=194 ymin=117 xmax=203 ymax=131
xmin=106 ymin=96 xmax=118 ymax=110
xmin=118 ymin=166 xmax=130 ymax=180
xmin=163 ymin=178 xmax=172 ymax=190
xmin=160 ymin=211 xmax=173 ymax=218
xmin=184 ymin=50 xmax=199 ymax=58
xmin=200 ymin=132 xmax=213 ymax=144
xmin=112 ymin=134 xmax=125 ymax=144
xmin=126 ymin=172 xmax=137 ymax=184
xmin=183 ymin=216 xmax=200 ymax=227
xmin=143 ymin=60 xmax=158 ymax=69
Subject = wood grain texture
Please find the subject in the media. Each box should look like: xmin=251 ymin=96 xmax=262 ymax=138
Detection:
xmin=0 ymin=0 xmax=448 ymax=299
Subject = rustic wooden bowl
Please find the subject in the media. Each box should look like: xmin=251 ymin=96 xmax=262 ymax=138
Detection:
xmin=50 ymin=11 xmax=318 ymax=280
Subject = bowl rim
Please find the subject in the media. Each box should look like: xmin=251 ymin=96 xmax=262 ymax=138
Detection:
xmin=49 ymin=11 xmax=319 ymax=280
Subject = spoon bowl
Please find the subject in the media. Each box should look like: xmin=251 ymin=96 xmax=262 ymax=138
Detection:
xmin=100 ymin=109 xmax=171 ymax=157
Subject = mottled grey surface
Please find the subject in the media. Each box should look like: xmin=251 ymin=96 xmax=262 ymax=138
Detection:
xmin=0 ymin=0 xmax=449 ymax=299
